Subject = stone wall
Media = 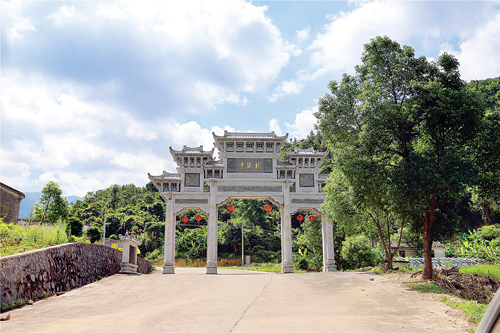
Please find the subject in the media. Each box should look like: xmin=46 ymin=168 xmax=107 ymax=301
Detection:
xmin=0 ymin=243 xmax=152 ymax=305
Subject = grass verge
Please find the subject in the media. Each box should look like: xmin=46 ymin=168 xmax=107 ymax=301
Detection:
xmin=440 ymin=296 xmax=488 ymax=323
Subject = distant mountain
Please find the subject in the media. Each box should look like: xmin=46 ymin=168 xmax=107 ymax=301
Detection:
xmin=18 ymin=192 xmax=83 ymax=219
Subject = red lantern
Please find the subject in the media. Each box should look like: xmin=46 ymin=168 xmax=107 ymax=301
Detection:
xmin=264 ymin=205 xmax=272 ymax=215
xmin=195 ymin=215 xmax=202 ymax=225
xmin=308 ymin=216 xmax=316 ymax=223
xmin=181 ymin=216 xmax=189 ymax=225
xmin=297 ymin=215 xmax=304 ymax=225
xmin=227 ymin=204 xmax=235 ymax=214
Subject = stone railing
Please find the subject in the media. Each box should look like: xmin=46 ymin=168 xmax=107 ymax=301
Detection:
xmin=0 ymin=243 xmax=152 ymax=305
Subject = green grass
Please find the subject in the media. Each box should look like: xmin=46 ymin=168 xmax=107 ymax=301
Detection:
xmin=440 ymin=296 xmax=488 ymax=323
xmin=222 ymin=263 xmax=308 ymax=273
xmin=459 ymin=264 xmax=500 ymax=282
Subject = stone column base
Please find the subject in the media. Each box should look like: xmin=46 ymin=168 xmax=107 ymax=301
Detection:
xmin=281 ymin=262 xmax=294 ymax=273
xmin=120 ymin=262 xmax=138 ymax=274
xmin=323 ymin=264 xmax=337 ymax=272
xmin=162 ymin=265 xmax=175 ymax=274
xmin=206 ymin=261 xmax=217 ymax=274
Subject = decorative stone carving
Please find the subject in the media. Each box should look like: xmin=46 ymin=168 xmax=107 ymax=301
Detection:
xmin=218 ymin=185 xmax=282 ymax=192
xmin=175 ymin=198 xmax=209 ymax=204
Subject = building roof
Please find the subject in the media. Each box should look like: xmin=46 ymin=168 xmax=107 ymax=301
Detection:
xmin=148 ymin=172 xmax=182 ymax=181
xmin=391 ymin=241 xmax=445 ymax=249
xmin=213 ymin=131 xmax=289 ymax=141
xmin=0 ymin=182 xmax=25 ymax=198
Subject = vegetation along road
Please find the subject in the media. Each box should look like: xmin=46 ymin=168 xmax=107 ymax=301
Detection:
xmin=1 ymin=268 xmax=475 ymax=333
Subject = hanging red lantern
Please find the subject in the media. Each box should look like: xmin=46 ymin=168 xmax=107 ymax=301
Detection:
xmin=308 ymin=216 xmax=316 ymax=223
xmin=297 ymin=215 xmax=304 ymax=224
xmin=227 ymin=204 xmax=235 ymax=214
xmin=181 ymin=216 xmax=189 ymax=225
xmin=195 ymin=215 xmax=202 ymax=225
xmin=264 ymin=205 xmax=272 ymax=215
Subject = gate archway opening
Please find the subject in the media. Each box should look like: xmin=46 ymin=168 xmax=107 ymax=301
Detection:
xmin=148 ymin=131 xmax=336 ymax=274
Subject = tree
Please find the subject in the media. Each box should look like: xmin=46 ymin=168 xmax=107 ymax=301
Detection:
xmin=316 ymin=36 xmax=488 ymax=279
xmin=86 ymin=226 xmax=101 ymax=243
xmin=34 ymin=181 xmax=69 ymax=223
xmin=66 ymin=216 xmax=84 ymax=237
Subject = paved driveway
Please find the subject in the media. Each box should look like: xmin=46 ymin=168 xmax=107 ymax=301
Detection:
xmin=1 ymin=268 xmax=474 ymax=332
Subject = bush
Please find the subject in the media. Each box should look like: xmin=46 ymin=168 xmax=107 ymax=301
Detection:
xmin=297 ymin=257 xmax=309 ymax=271
xmin=340 ymin=234 xmax=379 ymax=269
xmin=476 ymin=225 xmax=500 ymax=242
xmin=66 ymin=217 xmax=84 ymax=237
xmin=86 ymin=226 xmax=102 ymax=243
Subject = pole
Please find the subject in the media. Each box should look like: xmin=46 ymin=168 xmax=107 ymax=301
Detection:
xmin=241 ymin=221 xmax=244 ymax=267
xmin=102 ymin=206 xmax=107 ymax=245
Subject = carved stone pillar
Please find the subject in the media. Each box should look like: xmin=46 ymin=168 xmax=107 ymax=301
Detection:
xmin=321 ymin=214 xmax=337 ymax=272
xmin=206 ymin=181 xmax=218 ymax=274
xmin=163 ymin=193 xmax=175 ymax=274
xmin=281 ymin=181 xmax=293 ymax=273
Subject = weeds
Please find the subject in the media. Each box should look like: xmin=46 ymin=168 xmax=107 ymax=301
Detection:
xmin=0 ymin=222 xmax=69 ymax=256
xmin=440 ymin=296 xmax=488 ymax=323
xmin=409 ymin=283 xmax=447 ymax=294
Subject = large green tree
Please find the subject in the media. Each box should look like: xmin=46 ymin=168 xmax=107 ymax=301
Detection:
xmin=34 ymin=181 xmax=69 ymax=223
xmin=316 ymin=36 xmax=489 ymax=279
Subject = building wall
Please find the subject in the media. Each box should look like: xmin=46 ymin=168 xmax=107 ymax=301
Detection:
xmin=0 ymin=185 xmax=24 ymax=223
xmin=0 ymin=243 xmax=152 ymax=305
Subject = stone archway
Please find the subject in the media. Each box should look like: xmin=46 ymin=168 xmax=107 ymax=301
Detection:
xmin=148 ymin=131 xmax=336 ymax=274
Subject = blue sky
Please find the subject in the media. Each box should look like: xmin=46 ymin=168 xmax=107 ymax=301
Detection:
xmin=2 ymin=0 xmax=499 ymax=197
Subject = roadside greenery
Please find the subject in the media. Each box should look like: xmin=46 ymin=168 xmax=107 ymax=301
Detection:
xmin=0 ymin=220 xmax=75 ymax=257
xmin=440 ymin=296 xmax=488 ymax=323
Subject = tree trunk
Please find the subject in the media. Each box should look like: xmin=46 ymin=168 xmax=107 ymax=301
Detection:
xmin=422 ymin=196 xmax=435 ymax=280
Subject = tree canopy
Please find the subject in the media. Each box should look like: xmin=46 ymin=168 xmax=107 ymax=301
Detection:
xmin=34 ymin=181 xmax=69 ymax=223
xmin=316 ymin=36 xmax=492 ymax=279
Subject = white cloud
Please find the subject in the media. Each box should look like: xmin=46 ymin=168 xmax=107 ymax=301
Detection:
xmin=95 ymin=4 xmax=127 ymax=19
xmin=442 ymin=13 xmax=500 ymax=81
xmin=296 ymin=27 xmax=310 ymax=44
xmin=270 ymin=79 xmax=305 ymax=101
xmin=47 ymin=5 xmax=76 ymax=25
xmin=7 ymin=18 xmax=35 ymax=44
xmin=268 ymin=119 xmax=283 ymax=136
xmin=307 ymin=1 xmax=500 ymax=80
xmin=285 ymin=108 xmax=318 ymax=139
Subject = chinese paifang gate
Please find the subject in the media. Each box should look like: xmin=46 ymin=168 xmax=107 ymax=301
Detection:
xmin=148 ymin=131 xmax=336 ymax=274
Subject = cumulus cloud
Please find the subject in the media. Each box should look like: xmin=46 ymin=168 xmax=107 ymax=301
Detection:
xmin=3 ymin=1 xmax=294 ymax=119
xmin=285 ymin=108 xmax=318 ymax=139
xmin=268 ymin=119 xmax=283 ymax=136
xmin=441 ymin=13 xmax=500 ymax=81
xmin=307 ymin=1 xmax=500 ymax=80
xmin=0 ymin=71 xmax=235 ymax=196
xmin=270 ymin=79 xmax=305 ymax=101
xmin=7 ymin=18 xmax=36 ymax=44
xmin=296 ymin=27 xmax=310 ymax=44
xmin=47 ymin=5 xmax=76 ymax=25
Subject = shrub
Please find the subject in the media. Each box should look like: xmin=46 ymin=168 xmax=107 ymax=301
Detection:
xmin=66 ymin=217 xmax=84 ymax=237
xmin=297 ymin=257 xmax=309 ymax=271
xmin=476 ymin=225 xmax=500 ymax=242
xmin=86 ymin=226 xmax=102 ymax=243
xmin=341 ymin=234 xmax=379 ymax=269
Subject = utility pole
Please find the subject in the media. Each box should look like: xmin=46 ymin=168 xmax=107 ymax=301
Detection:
xmin=102 ymin=206 xmax=107 ymax=245
xmin=241 ymin=221 xmax=244 ymax=267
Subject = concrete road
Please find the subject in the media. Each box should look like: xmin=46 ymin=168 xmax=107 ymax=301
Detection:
xmin=1 ymin=268 xmax=474 ymax=332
